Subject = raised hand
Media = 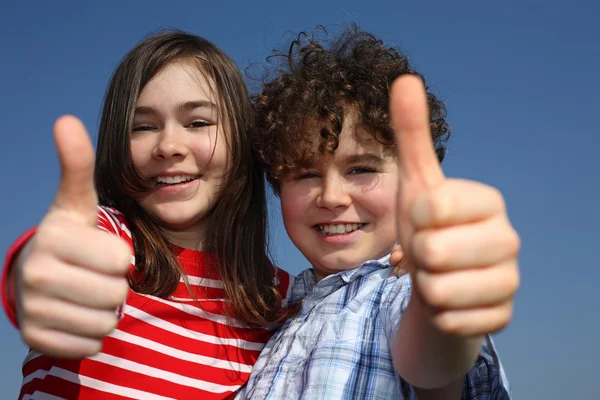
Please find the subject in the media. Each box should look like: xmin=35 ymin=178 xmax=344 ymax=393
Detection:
xmin=390 ymin=75 xmax=520 ymax=336
xmin=15 ymin=116 xmax=131 ymax=357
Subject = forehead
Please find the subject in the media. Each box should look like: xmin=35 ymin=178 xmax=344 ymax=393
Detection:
xmin=137 ymin=61 xmax=218 ymax=105
xmin=303 ymin=114 xmax=392 ymax=162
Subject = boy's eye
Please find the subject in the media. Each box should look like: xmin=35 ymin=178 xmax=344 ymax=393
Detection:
xmin=294 ymin=171 xmax=320 ymax=180
xmin=186 ymin=120 xmax=211 ymax=129
xmin=348 ymin=166 xmax=376 ymax=174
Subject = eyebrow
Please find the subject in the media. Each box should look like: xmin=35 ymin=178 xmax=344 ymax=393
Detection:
xmin=289 ymin=152 xmax=385 ymax=172
xmin=343 ymin=153 xmax=385 ymax=165
xmin=134 ymin=100 xmax=217 ymax=116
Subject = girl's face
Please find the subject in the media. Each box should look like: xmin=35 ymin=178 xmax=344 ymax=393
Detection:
xmin=130 ymin=62 xmax=229 ymax=247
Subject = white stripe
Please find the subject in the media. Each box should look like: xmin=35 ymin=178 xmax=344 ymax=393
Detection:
xmin=89 ymin=353 xmax=240 ymax=394
xmin=22 ymin=369 xmax=48 ymax=386
xmin=22 ymin=392 xmax=64 ymax=400
xmin=108 ymin=329 xmax=252 ymax=372
xmin=183 ymin=275 xmax=223 ymax=288
xmin=99 ymin=206 xmax=132 ymax=239
xmin=139 ymin=294 xmax=248 ymax=328
xmin=23 ymin=367 xmax=176 ymax=399
xmin=122 ymin=304 xmax=264 ymax=351
xmin=169 ymin=296 xmax=230 ymax=302
xmin=98 ymin=206 xmax=119 ymax=235
xmin=23 ymin=350 xmax=43 ymax=367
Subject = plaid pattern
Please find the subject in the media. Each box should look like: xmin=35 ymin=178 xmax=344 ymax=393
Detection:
xmin=238 ymin=255 xmax=511 ymax=399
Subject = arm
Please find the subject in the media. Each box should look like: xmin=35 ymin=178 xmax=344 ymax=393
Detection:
xmin=2 ymin=116 xmax=131 ymax=358
xmin=389 ymin=76 xmax=519 ymax=397
xmin=393 ymin=293 xmax=482 ymax=390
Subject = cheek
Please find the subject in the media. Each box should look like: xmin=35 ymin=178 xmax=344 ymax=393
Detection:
xmin=280 ymin=186 xmax=308 ymax=230
xmin=359 ymin=183 xmax=398 ymax=236
xmin=192 ymin=132 xmax=229 ymax=172
xmin=129 ymin=139 xmax=150 ymax=172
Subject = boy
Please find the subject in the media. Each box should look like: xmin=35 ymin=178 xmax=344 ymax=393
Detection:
xmin=240 ymin=26 xmax=519 ymax=399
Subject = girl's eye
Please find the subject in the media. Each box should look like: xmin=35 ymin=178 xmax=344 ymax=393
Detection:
xmin=187 ymin=120 xmax=211 ymax=129
xmin=131 ymin=125 xmax=155 ymax=132
xmin=348 ymin=166 xmax=376 ymax=175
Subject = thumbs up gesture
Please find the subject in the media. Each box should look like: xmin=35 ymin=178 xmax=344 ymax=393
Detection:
xmin=14 ymin=116 xmax=131 ymax=358
xmin=391 ymin=76 xmax=520 ymax=336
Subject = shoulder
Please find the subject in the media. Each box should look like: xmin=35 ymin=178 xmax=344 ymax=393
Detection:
xmin=272 ymin=265 xmax=295 ymax=304
xmin=377 ymin=270 xmax=412 ymax=311
xmin=97 ymin=206 xmax=133 ymax=247
xmin=355 ymin=262 xmax=412 ymax=293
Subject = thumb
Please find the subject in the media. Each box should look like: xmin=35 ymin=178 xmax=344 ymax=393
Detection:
xmin=51 ymin=115 xmax=98 ymax=226
xmin=390 ymin=75 xmax=445 ymax=190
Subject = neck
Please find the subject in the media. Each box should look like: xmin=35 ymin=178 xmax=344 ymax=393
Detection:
xmin=162 ymin=226 xmax=207 ymax=250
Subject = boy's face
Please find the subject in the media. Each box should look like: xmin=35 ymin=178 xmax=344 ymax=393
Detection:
xmin=279 ymin=112 xmax=399 ymax=280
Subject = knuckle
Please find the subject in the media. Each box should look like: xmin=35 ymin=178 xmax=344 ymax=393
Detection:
xmin=413 ymin=233 xmax=445 ymax=268
xmin=71 ymin=341 xmax=104 ymax=358
xmin=489 ymin=186 xmax=505 ymax=208
xmin=418 ymin=275 xmax=448 ymax=308
xmin=506 ymin=266 xmax=520 ymax=295
xmin=430 ymin=189 xmax=453 ymax=224
xmin=509 ymin=229 xmax=521 ymax=255
xmin=21 ymin=326 xmax=44 ymax=350
xmin=486 ymin=315 xmax=510 ymax=334
xmin=432 ymin=312 xmax=460 ymax=335
xmin=97 ymin=315 xmax=119 ymax=337
xmin=104 ymin=280 xmax=129 ymax=308
xmin=110 ymin=238 xmax=132 ymax=273
xmin=35 ymin=223 xmax=63 ymax=253
xmin=500 ymin=222 xmax=520 ymax=252
xmin=20 ymin=265 xmax=49 ymax=292
xmin=20 ymin=298 xmax=44 ymax=320
xmin=118 ymin=280 xmax=130 ymax=300
xmin=87 ymin=341 xmax=104 ymax=356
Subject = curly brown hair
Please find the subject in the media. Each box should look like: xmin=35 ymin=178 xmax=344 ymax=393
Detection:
xmin=253 ymin=25 xmax=450 ymax=193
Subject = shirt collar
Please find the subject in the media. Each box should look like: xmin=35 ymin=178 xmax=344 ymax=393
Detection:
xmin=288 ymin=253 xmax=392 ymax=304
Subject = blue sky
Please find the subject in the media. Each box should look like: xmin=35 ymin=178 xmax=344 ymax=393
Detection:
xmin=1 ymin=1 xmax=598 ymax=398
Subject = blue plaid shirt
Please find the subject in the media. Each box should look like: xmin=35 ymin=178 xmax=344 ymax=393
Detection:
xmin=238 ymin=255 xmax=511 ymax=399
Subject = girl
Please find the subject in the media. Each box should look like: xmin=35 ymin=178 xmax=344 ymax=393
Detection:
xmin=2 ymin=31 xmax=293 ymax=399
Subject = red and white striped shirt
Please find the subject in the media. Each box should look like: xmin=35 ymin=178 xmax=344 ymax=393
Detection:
xmin=2 ymin=206 xmax=293 ymax=399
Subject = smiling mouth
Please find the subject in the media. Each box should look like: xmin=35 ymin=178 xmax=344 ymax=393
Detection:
xmin=154 ymin=175 xmax=200 ymax=187
xmin=316 ymin=223 xmax=365 ymax=236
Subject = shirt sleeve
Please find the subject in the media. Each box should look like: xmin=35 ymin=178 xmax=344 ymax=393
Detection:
xmin=460 ymin=335 xmax=512 ymax=400
xmin=1 ymin=206 xmax=129 ymax=328
xmin=1 ymin=227 xmax=37 ymax=327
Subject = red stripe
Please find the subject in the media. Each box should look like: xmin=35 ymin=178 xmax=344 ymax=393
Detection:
xmin=101 ymin=336 xmax=252 ymax=386
xmin=171 ymin=283 xmax=225 ymax=300
xmin=125 ymin=293 xmax=272 ymax=342
xmin=113 ymin=314 xmax=262 ymax=365
xmin=22 ymin=356 xmax=240 ymax=399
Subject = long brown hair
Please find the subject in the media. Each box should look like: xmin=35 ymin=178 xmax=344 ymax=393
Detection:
xmin=95 ymin=30 xmax=285 ymax=326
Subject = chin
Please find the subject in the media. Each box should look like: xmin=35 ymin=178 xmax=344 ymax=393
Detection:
xmin=315 ymin=254 xmax=360 ymax=273
xmin=150 ymin=210 xmax=197 ymax=230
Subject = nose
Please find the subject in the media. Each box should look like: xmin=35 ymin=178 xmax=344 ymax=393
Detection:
xmin=316 ymin=174 xmax=352 ymax=210
xmin=152 ymin=126 xmax=188 ymax=159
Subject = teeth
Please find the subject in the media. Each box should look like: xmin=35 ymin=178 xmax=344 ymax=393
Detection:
xmin=317 ymin=223 xmax=364 ymax=236
xmin=156 ymin=175 xmax=198 ymax=185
